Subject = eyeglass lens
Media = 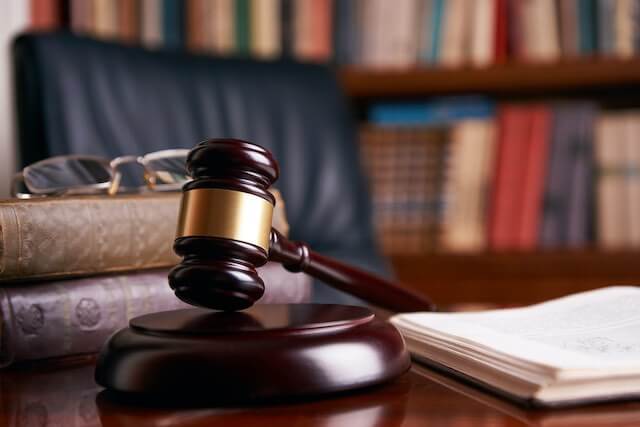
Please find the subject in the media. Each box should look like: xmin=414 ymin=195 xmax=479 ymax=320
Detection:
xmin=24 ymin=158 xmax=112 ymax=193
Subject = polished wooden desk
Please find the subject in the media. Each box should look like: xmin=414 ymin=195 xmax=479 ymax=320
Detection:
xmin=2 ymin=358 xmax=640 ymax=427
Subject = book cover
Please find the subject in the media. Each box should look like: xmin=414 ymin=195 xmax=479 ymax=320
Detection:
xmin=94 ymin=0 xmax=118 ymax=39
xmin=518 ymin=106 xmax=551 ymax=249
xmin=369 ymin=97 xmax=495 ymax=126
xmin=0 ymin=265 xmax=312 ymax=366
xmin=429 ymin=0 xmax=445 ymax=63
xmin=30 ymin=0 xmax=61 ymax=30
xmin=540 ymin=105 xmax=575 ymax=248
xmin=212 ymin=0 xmax=235 ymax=54
xmin=624 ymin=113 xmax=640 ymax=247
xmin=186 ymin=0 xmax=205 ymax=51
xmin=439 ymin=0 xmax=469 ymax=67
xmin=293 ymin=0 xmax=313 ymax=60
xmin=595 ymin=114 xmax=628 ymax=249
xmin=140 ymin=0 xmax=163 ymax=47
xmin=578 ymin=0 xmax=598 ymax=55
xmin=360 ymin=125 xmax=450 ymax=254
xmin=566 ymin=104 xmax=597 ymax=247
xmin=235 ymin=0 xmax=251 ymax=55
xmin=417 ymin=0 xmax=435 ymax=63
xmin=520 ymin=0 xmax=560 ymax=62
xmin=442 ymin=119 xmax=496 ymax=251
xmin=558 ymin=0 xmax=579 ymax=57
xmin=597 ymin=0 xmax=615 ymax=55
xmin=250 ymin=0 xmax=281 ymax=59
xmin=0 ymin=192 xmax=290 ymax=282
xmin=615 ymin=0 xmax=635 ymax=58
xmin=118 ymin=0 xmax=139 ymax=42
xmin=469 ymin=0 xmax=496 ymax=67
xmin=162 ymin=0 xmax=184 ymax=49
xmin=311 ymin=0 xmax=333 ymax=62
xmin=70 ymin=0 xmax=93 ymax=34
xmin=489 ymin=106 xmax=531 ymax=250
xmin=493 ymin=0 xmax=508 ymax=63
xmin=280 ymin=0 xmax=293 ymax=57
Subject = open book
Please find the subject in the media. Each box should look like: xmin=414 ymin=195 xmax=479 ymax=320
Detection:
xmin=390 ymin=287 xmax=640 ymax=408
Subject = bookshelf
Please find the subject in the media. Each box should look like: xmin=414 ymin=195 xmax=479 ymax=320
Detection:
xmin=16 ymin=0 xmax=640 ymax=305
xmin=340 ymin=58 xmax=640 ymax=99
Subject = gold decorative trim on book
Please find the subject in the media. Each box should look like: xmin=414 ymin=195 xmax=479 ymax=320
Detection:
xmin=177 ymin=188 xmax=274 ymax=252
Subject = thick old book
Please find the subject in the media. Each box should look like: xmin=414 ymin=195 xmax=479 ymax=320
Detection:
xmin=392 ymin=287 xmax=640 ymax=408
xmin=0 ymin=192 xmax=289 ymax=282
xmin=0 ymin=263 xmax=311 ymax=367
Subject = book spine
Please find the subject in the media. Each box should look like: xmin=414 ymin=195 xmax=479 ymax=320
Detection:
xmin=186 ymin=0 xmax=205 ymax=51
xmin=0 ymin=264 xmax=311 ymax=366
xmin=430 ymin=0 xmax=445 ymax=63
xmin=540 ymin=106 xmax=573 ymax=248
xmin=140 ymin=0 xmax=163 ymax=48
xmin=118 ymin=0 xmax=139 ymax=43
xmin=0 ymin=193 xmax=289 ymax=282
xmin=518 ymin=107 xmax=551 ymax=249
xmin=578 ymin=0 xmax=598 ymax=55
xmin=493 ymin=0 xmax=508 ymax=63
xmin=489 ymin=107 xmax=530 ymax=250
xmin=30 ymin=0 xmax=61 ymax=30
xmin=162 ymin=0 xmax=184 ymax=49
xmin=369 ymin=98 xmax=495 ymax=126
xmin=566 ymin=104 xmax=597 ymax=246
xmin=235 ymin=0 xmax=251 ymax=55
xmin=250 ymin=0 xmax=281 ymax=59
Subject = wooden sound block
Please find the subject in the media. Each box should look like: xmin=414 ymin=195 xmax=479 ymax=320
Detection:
xmin=95 ymin=304 xmax=410 ymax=404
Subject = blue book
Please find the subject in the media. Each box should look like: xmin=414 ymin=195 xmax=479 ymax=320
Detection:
xmin=597 ymin=0 xmax=615 ymax=55
xmin=368 ymin=97 xmax=495 ymax=126
xmin=430 ymin=0 xmax=445 ymax=64
xmin=578 ymin=0 xmax=598 ymax=54
xmin=162 ymin=0 xmax=184 ymax=50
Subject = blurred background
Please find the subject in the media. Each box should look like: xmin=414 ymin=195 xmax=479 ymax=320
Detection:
xmin=2 ymin=0 xmax=640 ymax=306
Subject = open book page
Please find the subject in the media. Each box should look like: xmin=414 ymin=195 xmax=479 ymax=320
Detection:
xmin=392 ymin=287 xmax=640 ymax=373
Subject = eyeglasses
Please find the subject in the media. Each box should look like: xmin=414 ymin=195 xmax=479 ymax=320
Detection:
xmin=12 ymin=149 xmax=190 ymax=199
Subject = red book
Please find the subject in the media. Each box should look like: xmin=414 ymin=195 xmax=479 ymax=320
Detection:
xmin=518 ymin=106 xmax=552 ymax=249
xmin=30 ymin=0 xmax=61 ymax=30
xmin=311 ymin=0 xmax=333 ymax=61
xmin=489 ymin=106 xmax=531 ymax=250
xmin=118 ymin=0 xmax=139 ymax=43
xmin=494 ymin=0 xmax=508 ymax=63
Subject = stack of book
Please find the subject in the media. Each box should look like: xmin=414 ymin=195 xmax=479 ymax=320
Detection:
xmin=360 ymin=98 xmax=640 ymax=254
xmin=0 ymin=192 xmax=308 ymax=366
xmin=29 ymin=0 xmax=640 ymax=66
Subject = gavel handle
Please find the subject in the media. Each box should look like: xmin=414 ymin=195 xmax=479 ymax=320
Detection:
xmin=268 ymin=229 xmax=436 ymax=312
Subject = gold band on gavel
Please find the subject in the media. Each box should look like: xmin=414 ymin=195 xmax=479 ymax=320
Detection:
xmin=176 ymin=188 xmax=274 ymax=252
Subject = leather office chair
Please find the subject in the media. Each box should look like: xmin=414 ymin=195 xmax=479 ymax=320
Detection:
xmin=13 ymin=32 xmax=389 ymax=304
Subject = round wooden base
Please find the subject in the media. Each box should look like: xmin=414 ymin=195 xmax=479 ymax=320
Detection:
xmin=95 ymin=304 xmax=410 ymax=404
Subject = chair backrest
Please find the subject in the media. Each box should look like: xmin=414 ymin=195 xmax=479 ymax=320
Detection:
xmin=13 ymin=32 xmax=388 ymax=293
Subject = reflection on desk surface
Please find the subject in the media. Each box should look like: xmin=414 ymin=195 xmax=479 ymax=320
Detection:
xmin=1 ymin=358 xmax=640 ymax=427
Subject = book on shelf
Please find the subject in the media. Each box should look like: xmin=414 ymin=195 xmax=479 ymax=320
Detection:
xmin=360 ymin=125 xmax=449 ymax=254
xmin=360 ymin=99 xmax=640 ymax=255
xmin=391 ymin=286 xmax=640 ymax=408
xmin=0 ymin=265 xmax=311 ymax=367
xmin=30 ymin=0 xmax=640 ymax=66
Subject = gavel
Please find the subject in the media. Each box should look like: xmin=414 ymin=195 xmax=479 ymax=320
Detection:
xmin=96 ymin=138 xmax=432 ymax=401
xmin=168 ymin=138 xmax=435 ymax=312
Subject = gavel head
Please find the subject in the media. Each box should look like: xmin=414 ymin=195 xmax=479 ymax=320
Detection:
xmin=168 ymin=139 xmax=279 ymax=311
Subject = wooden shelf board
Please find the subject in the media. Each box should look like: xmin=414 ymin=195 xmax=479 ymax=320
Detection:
xmin=390 ymin=251 xmax=640 ymax=307
xmin=339 ymin=59 xmax=640 ymax=98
